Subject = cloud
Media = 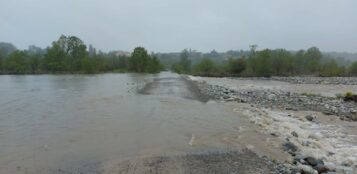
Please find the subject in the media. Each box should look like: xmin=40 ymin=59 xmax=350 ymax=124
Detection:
xmin=0 ymin=0 xmax=356 ymax=52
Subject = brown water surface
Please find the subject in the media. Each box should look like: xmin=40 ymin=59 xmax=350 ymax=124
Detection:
xmin=0 ymin=72 xmax=265 ymax=173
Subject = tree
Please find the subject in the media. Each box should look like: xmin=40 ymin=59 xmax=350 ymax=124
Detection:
xmin=27 ymin=53 xmax=41 ymax=73
xmin=0 ymin=50 xmax=3 ymax=71
xmin=320 ymin=59 xmax=344 ymax=76
xmin=349 ymin=61 xmax=357 ymax=76
xmin=128 ymin=47 xmax=163 ymax=73
xmin=179 ymin=49 xmax=191 ymax=73
xmin=246 ymin=49 xmax=272 ymax=77
xmin=305 ymin=47 xmax=322 ymax=73
xmin=129 ymin=47 xmax=150 ymax=72
xmin=227 ymin=57 xmax=246 ymax=75
xmin=270 ymin=49 xmax=293 ymax=76
xmin=293 ymin=50 xmax=306 ymax=74
xmin=44 ymin=41 xmax=67 ymax=71
xmin=147 ymin=56 xmax=162 ymax=73
xmin=4 ymin=51 xmax=27 ymax=73
xmin=117 ymin=56 xmax=128 ymax=70
xmin=43 ymin=35 xmax=88 ymax=72
xmin=193 ymin=58 xmax=216 ymax=76
xmin=66 ymin=36 xmax=87 ymax=71
xmin=81 ymin=57 xmax=96 ymax=73
xmin=172 ymin=49 xmax=192 ymax=74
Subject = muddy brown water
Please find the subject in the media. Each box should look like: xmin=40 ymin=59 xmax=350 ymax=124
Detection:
xmin=0 ymin=72 xmax=274 ymax=174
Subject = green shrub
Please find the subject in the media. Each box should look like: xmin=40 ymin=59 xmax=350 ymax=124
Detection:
xmin=345 ymin=91 xmax=354 ymax=98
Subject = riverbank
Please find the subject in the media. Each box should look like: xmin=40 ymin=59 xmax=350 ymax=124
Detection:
xmin=187 ymin=75 xmax=357 ymax=174
xmin=191 ymin=76 xmax=357 ymax=121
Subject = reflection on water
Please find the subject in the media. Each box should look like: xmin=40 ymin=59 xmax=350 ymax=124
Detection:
xmin=0 ymin=72 xmax=246 ymax=173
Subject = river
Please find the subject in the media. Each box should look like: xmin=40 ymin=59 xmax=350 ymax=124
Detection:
xmin=0 ymin=72 xmax=268 ymax=173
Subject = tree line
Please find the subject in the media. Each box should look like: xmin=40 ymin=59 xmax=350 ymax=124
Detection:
xmin=172 ymin=47 xmax=357 ymax=77
xmin=0 ymin=35 xmax=163 ymax=74
xmin=1 ymin=37 xmax=357 ymax=77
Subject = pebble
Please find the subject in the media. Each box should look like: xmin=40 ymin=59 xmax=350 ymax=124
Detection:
xmin=305 ymin=115 xmax=314 ymax=121
xmin=291 ymin=131 xmax=299 ymax=137
xmin=305 ymin=157 xmax=318 ymax=166
xmin=297 ymin=164 xmax=318 ymax=174
xmin=313 ymin=164 xmax=330 ymax=173
xmin=282 ymin=142 xmax=298 ymax=153
xmin=195 ymin=82 xmax=357 ymax=121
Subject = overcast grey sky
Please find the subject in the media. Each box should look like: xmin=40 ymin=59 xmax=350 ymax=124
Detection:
xmin=0 ymin=0 xmax=356 ymax=52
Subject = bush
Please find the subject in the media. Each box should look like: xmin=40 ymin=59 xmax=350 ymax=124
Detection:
xmin=344 ymin=91 xmax=357 ymax=102
xmin=345 ymin=91 xmax=354 ymax=98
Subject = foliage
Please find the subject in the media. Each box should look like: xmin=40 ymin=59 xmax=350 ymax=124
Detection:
xmin=192 ymin=58 xmax=219 ymax=76
xmin=128 ymin=47 xmax=150 ymax=72
xmin=172 ymin=49 xmax=192 ymax=74
xmin=349 ymin=61 xmax=357 ymax=76
xmin=320 ymin=59 xmax=345 ymax=76
xmin=345 ymin=91 xmax=354 ymax=98
xmin=179 ymin=46 xmax=356 ymax=77
xmin=4 ymin=51 xmax=27 ymax=73
xmin=128 ymin=47 xmax=163 ymax=73
xmin=0 ymin=35 xmax=163 ymax=74
xmin=0 ymin=38 xmax=356 ymax=77
xmin=226 ymin=57 xmax=246 ymax=75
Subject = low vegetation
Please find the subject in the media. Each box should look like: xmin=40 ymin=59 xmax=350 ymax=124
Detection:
xmin=344 ymin=92 xmax=357 ymax=102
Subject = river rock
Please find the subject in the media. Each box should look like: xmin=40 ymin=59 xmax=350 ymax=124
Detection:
xmin=341 ymin=160 xmax=353 ymax=167
xmin=282 ymin=142 xmax=298 ymax=153
xmin=297 ymin=164 xmax=318 ymax=174
xmin=305 ymin=156 xmax=318 ymax=166
xmin=308 ymin=133 xmax=321 ymax=141
xmin=193 ymin=79 xmax=357 ymax=121
xmin=302 ymin=141 xmax=311 ymax=147
xmin=313 ymin=164 xmax=330 ymax=173
xmin=268 ymin=94 xmax=276 ymax=101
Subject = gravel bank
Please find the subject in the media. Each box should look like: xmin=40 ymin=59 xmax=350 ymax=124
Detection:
xmin=187 ymin=75 xmax=357 ymax=173
xmin=233 ymin=76 xmax=357 ymax=85
xmin=191 ymin=78 xmax=357 ymax=121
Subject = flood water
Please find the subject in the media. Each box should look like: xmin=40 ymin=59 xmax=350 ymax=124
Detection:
xmin=0 ymin=72 xmax=248 ymax=173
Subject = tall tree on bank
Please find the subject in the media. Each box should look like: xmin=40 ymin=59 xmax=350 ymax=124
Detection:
xmin=44 ymin=35 xmax=88 ymax=72
xmin=128 ymin=47 xmax=163 ymax=73
xmin=129 ymin=47 xmax=150 ymax=72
